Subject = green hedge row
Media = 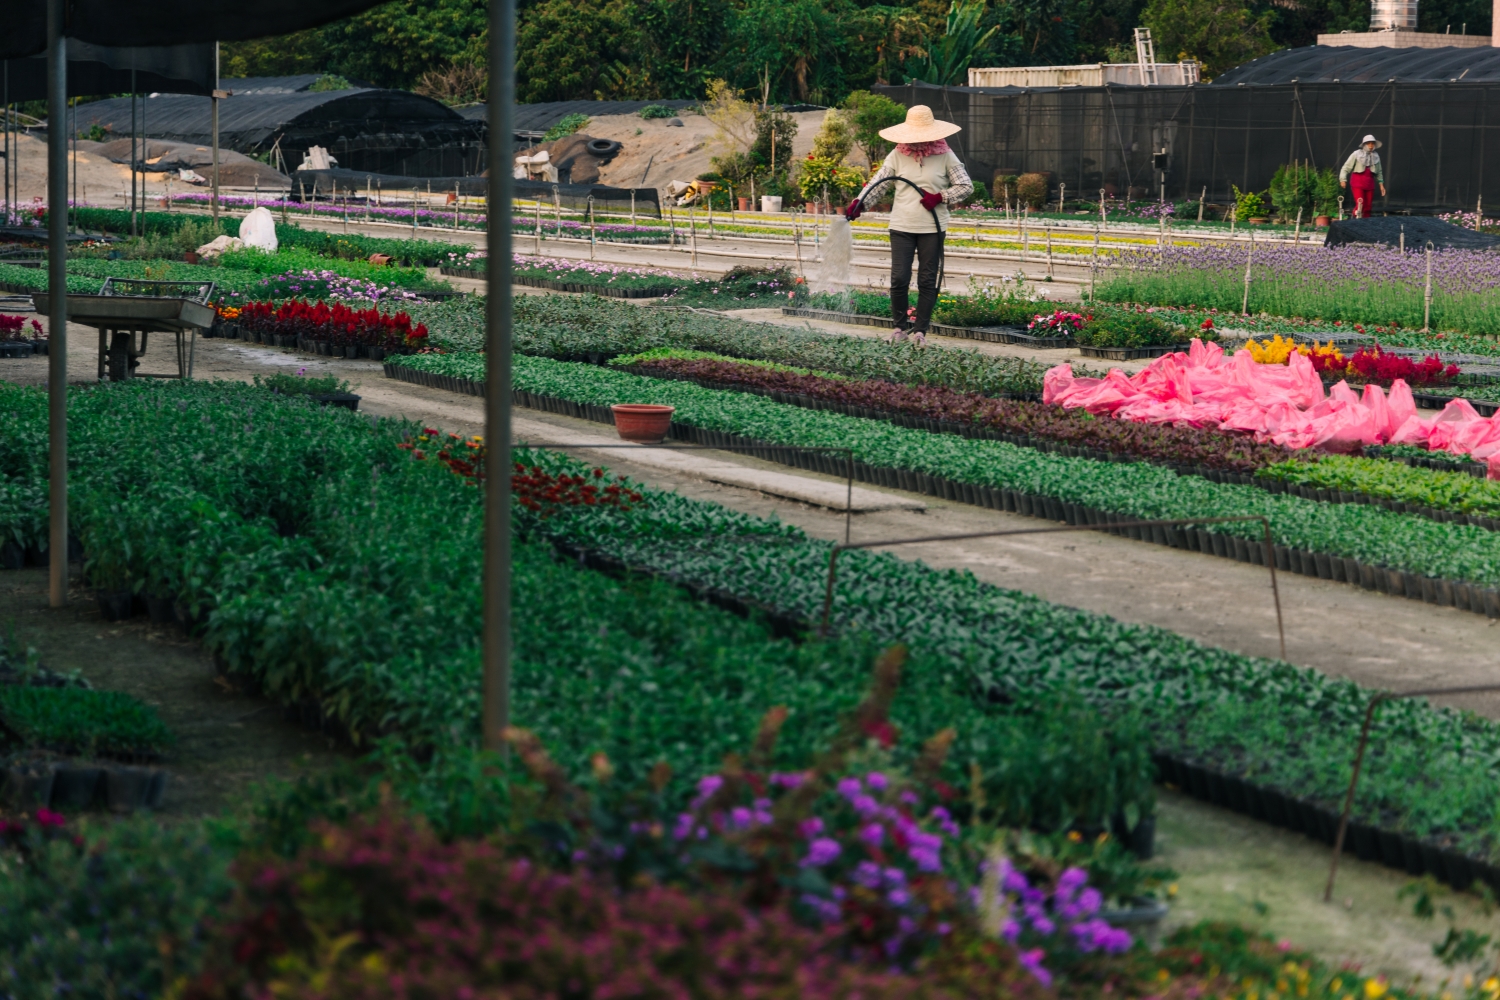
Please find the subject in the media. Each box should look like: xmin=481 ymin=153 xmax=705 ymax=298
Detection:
xmin=401 ymin=352 xmax=1500 ymax=588
xmin=0 ymin=380 xmax=1151 ymax=830
xmin=70 ymin=208 xmax=475 ymax=268
xmin=514 ymin=437 xmax=1500 ymax=859
xmin=404 ymin=294 xmax=1055 ymax=399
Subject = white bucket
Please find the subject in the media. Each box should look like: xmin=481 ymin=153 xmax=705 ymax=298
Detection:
xmin=760 ymin=195 xmax=783 ymax=214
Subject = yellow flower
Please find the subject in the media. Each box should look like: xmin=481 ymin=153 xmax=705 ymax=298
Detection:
xmin=1365 ymin=979 xmax=1388 ymax=1000
xmin=1483 ymin=978 xmax=1500 ymax=996
xmin=1245 ymin=334 xmax=1300 ymax=365
xmin=1331 ymin=980 xmax=1342 ymax=993
xmin=1157 ymin=969 xmax=1171 ymax=982
xmin=1168 ymin=882 xmax=1179 ymax=898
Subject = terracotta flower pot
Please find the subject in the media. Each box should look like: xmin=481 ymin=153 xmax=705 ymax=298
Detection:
xmin=1249 ymin=217 xmax=1269 ymax=225
xmin=738 ymin=198 xmax=750 ymax=211
xmin=611 ymin=404 xmax=675 ymax=444
xmin=183 ymin=251 xmax=201 ymax=264
xmin=1315 ymin=215 xmax=1332 ymax=227
xmin=369 ymin=253 xmax=393 ymax=266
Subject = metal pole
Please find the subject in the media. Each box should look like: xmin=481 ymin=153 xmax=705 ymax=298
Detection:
xmin=412 ymin=188 xmax=418 ymax=236
xmin=589 ymin=195 xmax=596 ymax=259
xmin=534 ymin=197 xmax=541 ymax=254
xmin=130 ymin=72 xmax=137 ymax=236
xmin=4 ymin=62 xmax=9 ymax=223
xmin=46 ymin=0 xmax=68 ymax=610
xmin=484 ymin=0 xmax=517 ymax=753
xmin=454 ymin=183 xmax=459 ymax=230
xmin=1090 ymin=225 xmax=1099 ymax=299
xmin=211 ymin=43 xmax=219 ymax=226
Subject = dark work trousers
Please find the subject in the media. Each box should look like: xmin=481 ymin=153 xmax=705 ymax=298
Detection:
xmin=889 ymin=229 xmax=944 ymax=332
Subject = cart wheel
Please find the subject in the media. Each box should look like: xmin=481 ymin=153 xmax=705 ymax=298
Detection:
xmin=108 ymin=332 xmax=131 ymax=381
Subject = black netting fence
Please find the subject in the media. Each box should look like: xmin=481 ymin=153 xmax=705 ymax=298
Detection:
xmin=875 ymin=81 xmax=1500 ymax=215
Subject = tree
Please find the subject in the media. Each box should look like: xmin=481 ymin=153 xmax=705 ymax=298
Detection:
xmin=718 ymin=0 xmax=853 ymax=104
xmin=515 ymin=0 xmax=631 ymax=101
xmin=841 ymin=90 xmax=906 ymax=168
xmin=1140 ymin=0 xmax=1274 ymax=78
xmin=902 ymin=0 xmax=999 ymax=85
xmin=221 ymin=0 xmax=486 ymax=90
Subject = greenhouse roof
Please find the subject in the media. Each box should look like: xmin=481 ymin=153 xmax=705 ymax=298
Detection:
xmin=71 ymin=88 xmax=465 ymax=151
xmin=1213 ymin=45 xmax=1500 ymax=85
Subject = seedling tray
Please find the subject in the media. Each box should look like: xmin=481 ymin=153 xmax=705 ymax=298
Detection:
xmin=780 ymin=307 xmax=892 ymax=329
xmin=1413 ymin=391 xmax=1500 ymax=417
xmin=1078 ymin=344 xmax=1182 ymax=361
xmin=441 ymin=267 xmax=678 ymax=298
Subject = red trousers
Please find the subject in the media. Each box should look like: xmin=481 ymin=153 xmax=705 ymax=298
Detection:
xmin=1350 ymin=171 xmax=1377 ymax=218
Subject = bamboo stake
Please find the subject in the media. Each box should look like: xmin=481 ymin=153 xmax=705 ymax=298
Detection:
xmin=1242 ymin=232 xmax=1255 ymax=316
xmin=1423 ymin=242 xmax=1434 ymax=332
xmin=1293 ymin=206 xmax=1302 ymax=243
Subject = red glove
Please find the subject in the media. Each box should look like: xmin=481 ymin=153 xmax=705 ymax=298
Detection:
xmin=844 ymin=199 xmax=863 ymax=221
xmin=920 ymin=191 xmax=943 ymax=211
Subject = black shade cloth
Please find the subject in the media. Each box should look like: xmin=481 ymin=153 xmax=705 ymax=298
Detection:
xmin=70 ymin=89 xmax=485 ymax=177
xmin=514 ymin=179 xmax=662 ymax=219
xmin=2 ymin=42 xmax=215 ymax=100
xmin=1323 ymin=216 xmax=1500 ymax=250
xmin=1213 ymin=45 xmax=1500 ymax=86
xmin=2 ymin=1 xmax=385 ymax=58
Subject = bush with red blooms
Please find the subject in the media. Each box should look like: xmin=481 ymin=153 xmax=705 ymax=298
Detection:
xmin=393 ymin=427 xmax=646 ymax=509
xmin=235 ymin=299 xmax=428 ymax=350
xmin=0 ymin=314 xmax=44 ymax=341
xmin=176 ymin=812 xmax=978 ymax=1000
xmin=1307 ymin=344 xmax=1460 ymax=386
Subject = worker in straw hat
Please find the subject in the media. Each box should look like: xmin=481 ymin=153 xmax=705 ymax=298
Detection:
xmin=845 ymin=105 xmax=973 ymax=345
xmin=1340 ymin=135 xmax=1385 ymax=220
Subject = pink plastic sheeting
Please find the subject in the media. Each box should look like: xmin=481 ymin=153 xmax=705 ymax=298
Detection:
xmin=1043 ymin=338 xmax=1500 ymax=477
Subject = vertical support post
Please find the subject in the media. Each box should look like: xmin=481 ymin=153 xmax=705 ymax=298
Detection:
xmin=211 ymin=43 xmax=219 ymax=226
xmin=484 ymin=0 xmax=517 ymax=753
xmin=412 ymin=189 xmax=418 ymax=236
xmin=1423 ymin=242 xmax=1434 ymax=332
xmin=130 ymin=73 xmax=137 ymax=237
xmin=1046 ymin=227 xmax=1053 ymax=278
xmin=365 ymin=176 xmax=371 ymax=224
xmin=454 ymin=183 xmax=460 ymax=230
xmin=46 ymin=0 xmax=68 ymax=610
xmin=534 ymin=197 xmax=541 ymax=254
xmin=1090 ymin=225 xmax=1099 ymax=299
xmin=1099 ymin=188 xmax=1106 ymax=228
xmin=631 ymin=189 xmax=636 ymax=226
xmin=1198 ymin=185 xmax=1205 ymax=222
xmin=1242 ymin=231 xmax=1255 ymax=316
xmin=589 ymin=195 xmax=597 ymax=260
xmin=3 ymin=62 xmax=9 ymax=223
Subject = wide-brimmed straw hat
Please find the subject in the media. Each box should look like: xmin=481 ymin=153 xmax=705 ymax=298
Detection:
xmin=879 ymin=105 xmax=961 ymax=144
xmin=1360 ymin=134 xmax=1382 ymax=148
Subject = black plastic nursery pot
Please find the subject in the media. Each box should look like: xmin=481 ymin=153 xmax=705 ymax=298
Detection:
xmin=95 ymin=589 xmax=134 ymax=622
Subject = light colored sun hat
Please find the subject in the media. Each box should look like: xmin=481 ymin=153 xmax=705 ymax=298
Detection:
xmin=878 ymin=105 xmax=962 ymax=144
xmin=1360 ymin=134 xmax=1383 ymax=148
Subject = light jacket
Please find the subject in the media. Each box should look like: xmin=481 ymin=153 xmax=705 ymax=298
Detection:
xmin=856 ymin=149 xmax=974 ymax=234
xmin=1340 ymin=148 xmax=1384 ymax=185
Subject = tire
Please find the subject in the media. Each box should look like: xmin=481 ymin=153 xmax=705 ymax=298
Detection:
xmin=585 ymin=138 xmax=622 ymax=157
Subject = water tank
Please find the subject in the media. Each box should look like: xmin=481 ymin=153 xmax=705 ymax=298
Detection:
xmin=1369 ymin=0 xmax=1418 ymax=29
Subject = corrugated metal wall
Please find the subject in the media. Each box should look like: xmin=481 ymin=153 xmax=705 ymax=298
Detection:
xmin=875 ymin=81 xmax=1500 ymax=213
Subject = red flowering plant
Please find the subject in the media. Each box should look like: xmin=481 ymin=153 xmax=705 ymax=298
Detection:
xmin=0 ymin=314 xmax=43 ymax=342
xmin=1307 ymin=344 xmax=1460 ymax=386
xmin=235 ymin=298 xmax=428 ymax=350
xmin=1027 ymin=310 xmax=1087 ymax=337
xmin=394 ymin=428 xmax=646 ymax=514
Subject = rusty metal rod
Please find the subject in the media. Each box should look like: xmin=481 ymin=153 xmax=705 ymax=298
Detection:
xmin=818 ymin=515 xmax=1284 ymax=661
xmin=1325 ymin=681 xmax=1500 ymax=902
